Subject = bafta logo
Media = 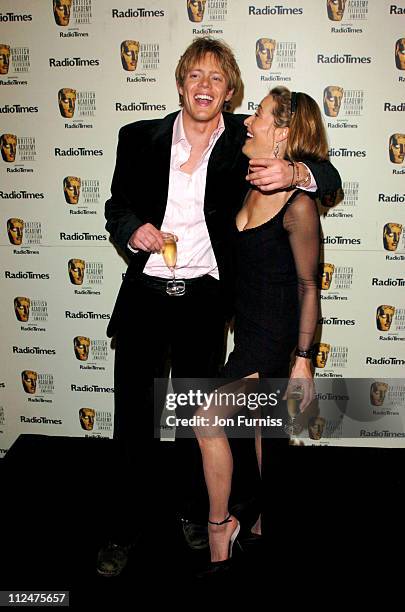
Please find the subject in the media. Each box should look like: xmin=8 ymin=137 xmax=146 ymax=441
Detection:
xmin=370 ymin=382 xmax=389 ymax=407
xmin=256 ymin=38 xmax=276 ymax=70
xmin=383 ymin=223 xmax=402 ymax=251
xmin=327 ymin=0 xmax=346 ymax=21
xmin=308 ymin=416 xmax=326 ymax=440
xmin=14 ymin=297 xmax=31 ymax=322
xmin=319 ymin=263 xmax=335 ymax=290
xmin=312 ymin=343 xmax=330 ymax=368
xmin=7 ymin=218 xmax=24 ymax=246
xmin=68 ymin=258 xmax=85 ymax=285
xmin=187 ymin=0 xmax=206 ymax=23
xmin=120 ymin=40 xmax=140 ymax=72
xmin=58 ymin=88 xmax=76 ymax=118
xmin=376 ymin=305 xmax=395 ymax=332
xmin=21 ymin=370 xmax=37 ymax=394
xmin=74 ymin=336 xmax=90 ymax=361
xmin=63 ymin=176 xmax=81 ymax=204
xmin=79 ymin=407 xmax=95 ymax=431
xmin=323 ymin=86 xmax=343 ymax=117
xmin=0 ymin=44 xmax=10 ymax=75
xmin=395 ymin=38 xmax=405 ymax=70
xmin=53 ymin=0 xmax=72 ymax=26
xmin=1 ymin=133 xmax=17 ymax=163
xmin=389 ymin=133 xmax=405 ymax=164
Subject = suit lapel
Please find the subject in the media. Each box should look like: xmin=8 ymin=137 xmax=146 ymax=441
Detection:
xmin=149 ymin=112 xmax=178 ymax=227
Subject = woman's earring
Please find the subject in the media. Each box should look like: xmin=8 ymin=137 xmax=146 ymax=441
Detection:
xmin=274 ymin=142 xmax=279 ymax=158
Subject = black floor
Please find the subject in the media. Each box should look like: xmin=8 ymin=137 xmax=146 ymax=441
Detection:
xmin=1 ymin=434 xmax=403 ymax=605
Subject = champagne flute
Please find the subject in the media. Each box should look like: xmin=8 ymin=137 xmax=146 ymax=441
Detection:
xmin=161 ymin=233 xmax=185 ymax=296
xmin=284 ymin=388 xmax=303 ymax=436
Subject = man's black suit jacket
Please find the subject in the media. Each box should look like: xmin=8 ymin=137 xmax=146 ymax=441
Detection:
xmin=105 ymin=110 xmax=341 ymax=336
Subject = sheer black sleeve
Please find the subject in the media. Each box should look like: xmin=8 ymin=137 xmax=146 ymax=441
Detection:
xmin=283 ymin=193 xmax=320 ymax=352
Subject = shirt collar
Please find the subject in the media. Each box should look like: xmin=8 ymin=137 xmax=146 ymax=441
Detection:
xmin=172 ymin=110 xmax=225 ymax=147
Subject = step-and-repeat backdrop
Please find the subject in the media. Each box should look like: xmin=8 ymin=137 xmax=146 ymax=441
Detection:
xmin=1 ymin=0 xmax=404 ymax=453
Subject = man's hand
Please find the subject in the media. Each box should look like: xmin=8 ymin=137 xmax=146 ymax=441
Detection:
xmin=247 ymin=158 xmax=294 ymax=192
xmin=129 ymin=223 xmax=165 ymax=253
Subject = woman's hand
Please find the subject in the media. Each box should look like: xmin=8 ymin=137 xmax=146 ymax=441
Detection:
xmin=284 ymin=357 xmax=315 ymax=412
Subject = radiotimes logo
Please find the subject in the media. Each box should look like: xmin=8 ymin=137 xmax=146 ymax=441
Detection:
xmin=0 ymin=44 xmax=31 ymax=82
xmin=375 ymin=304 xmax=405 ymax=341
xmin=20 ymin=370 xmax=54 ymax=403
xmin=372 ymin=276 xmax=405 ymax=288
xmin=317 ymin=54 xmax=371 ymax=64
xmin=248 ymin=4 xmax=303 ymax=16
xmin=115 ymin=101 xmax=167 ymax=112
xmin=5 ymin=217 xmax=42 ymax=254
xmin=0 ymin=104 xmax=38 ymax=114
xmin=329 ymin=147 xmax=366 ymax=158
xmin=65 ymin=310 xmax=110 ymax=320
xmin=327 ymin=0 xmax=368 ymax=33
xmin=63 ymin=175 xmax=99 ymax=215
xmin=67 ymin=258 xmax=103 ymax=295
xmin=0 ymin=12 xmax=32 ymax=23
xmin=49 ymin=56 xmax=99 ymax=67
xmin=13 ymin=345 xmax=56 ymax=356
xmin=312 ymin=342 xmax=348 ymax=377
xmin=112 ymin=7 xmax=164 ymax=18
xmin=60 ymin=231 xmax=107 ymax=242
xmin=119 ymin=40 xmax=159 ymax=83
xmin=73 ymin=336 xmax=108 ymax=371
xmin=323 ymin=86 xmax=364 ymax=129
xmin=79 ymin=407 xmax=112 ymax=436
xmin=255 ymin=38 xmax=296 ymax=84
xmin=321 ymin=235 xmax=361 ymax=246
xmin=13 ymin=296 xmax=49 ymax=332
xmin=4 ymin=270 xmax=50 ymax=280
xmin=57 ymin=88 xmax=96 ymax=129
xmin=0 ymin=133 xmax=37 ymax=169
xmin=187 ymin=0 xmax=228 ymax=33
xmin=54 ymin=146 xmax=103 ymax=157
xmin=53 ymin=0 xmax=92 ymax=31
xmin=378 ymin=192 xmax=405 ymax=203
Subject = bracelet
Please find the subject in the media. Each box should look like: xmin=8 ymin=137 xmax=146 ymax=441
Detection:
xmin=288 ymin=162 xmax=295 ymax=188
xmin=295 ymin=348 xmax=313 ymax=359
xmin=293 ymin=163 xmax=311 ymax=188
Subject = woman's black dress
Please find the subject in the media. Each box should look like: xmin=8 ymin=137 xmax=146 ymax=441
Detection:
xmin=222 ymin=189 xmax=320 ymax=380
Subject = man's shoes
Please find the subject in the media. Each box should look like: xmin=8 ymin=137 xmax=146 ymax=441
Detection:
xmin=181 ymin=519 xmax=209 ymax=550
xmin=96 ymin=541 xmax=132 ymax=577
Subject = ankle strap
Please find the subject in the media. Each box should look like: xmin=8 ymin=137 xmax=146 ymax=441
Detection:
xmin=208 ymin=513 xmax=231 ymax=526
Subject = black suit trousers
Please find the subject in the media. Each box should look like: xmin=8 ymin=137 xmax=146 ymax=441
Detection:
xmin=111 ymin=273 xmax=226 ymax=534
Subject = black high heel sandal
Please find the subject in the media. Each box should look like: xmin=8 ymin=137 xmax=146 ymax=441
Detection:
xmin=196 ymin=514 xmax=242 ymax=579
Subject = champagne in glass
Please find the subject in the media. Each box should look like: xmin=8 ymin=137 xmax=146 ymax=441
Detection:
xmin=162 ymin=236 xmax=177 ymax=270
xmin=284 ymin=388 xmax=302 ymax=436
xmin=162 ymin=233 xmax=185 ymax=296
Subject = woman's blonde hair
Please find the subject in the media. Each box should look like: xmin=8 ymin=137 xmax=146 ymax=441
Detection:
xmin=269 ymin=86 xmax=329 ymax=161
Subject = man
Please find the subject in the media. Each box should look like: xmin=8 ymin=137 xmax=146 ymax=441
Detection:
xmin=100 ymin=37 xmax=341 ymax=577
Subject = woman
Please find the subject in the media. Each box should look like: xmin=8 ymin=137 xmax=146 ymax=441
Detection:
xmin=194 ymin=86 xmax=328 ymax=573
